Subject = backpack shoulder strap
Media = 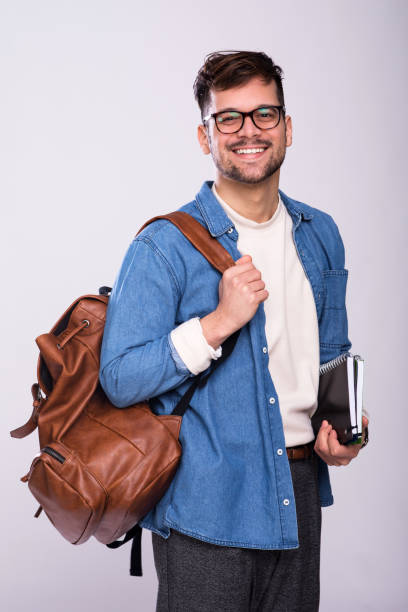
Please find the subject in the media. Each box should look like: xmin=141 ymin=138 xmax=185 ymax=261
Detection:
xmin=135 ymin=211 xmax=236 ymax=274
xmin=112 ymin=212 xmax=240 ymax=577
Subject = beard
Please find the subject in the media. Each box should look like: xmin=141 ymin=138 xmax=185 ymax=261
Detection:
xmin=209 ymin=137 xmax=286 ymax=185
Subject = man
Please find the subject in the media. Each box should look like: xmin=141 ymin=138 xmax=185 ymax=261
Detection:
xmin=100 ymin=50 xmax=369 ymax=611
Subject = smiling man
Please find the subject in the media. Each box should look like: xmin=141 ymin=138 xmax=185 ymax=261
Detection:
xmin=100 ymin=50 xmax=368 ymax=611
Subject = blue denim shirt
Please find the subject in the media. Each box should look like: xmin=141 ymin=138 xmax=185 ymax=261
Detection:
xmin=99 ymin=180 xmax=352 ymax=550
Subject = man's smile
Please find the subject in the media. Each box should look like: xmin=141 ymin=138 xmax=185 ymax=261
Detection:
xmin=230 ymin=144 xmax=270 ymax=160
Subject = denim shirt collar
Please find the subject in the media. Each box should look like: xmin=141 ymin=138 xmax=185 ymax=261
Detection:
xmin=194 ymin=180 xmax=313 ymax=238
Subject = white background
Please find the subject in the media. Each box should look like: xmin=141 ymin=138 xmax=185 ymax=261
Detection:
xmin=1 ymin=1 xmax=407 ymax=610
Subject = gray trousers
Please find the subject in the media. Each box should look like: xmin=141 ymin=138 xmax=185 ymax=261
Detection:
xmin=152 ymin=453 xmax=322 ymax=612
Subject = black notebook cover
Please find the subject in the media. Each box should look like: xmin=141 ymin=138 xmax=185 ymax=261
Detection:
xmin=311 ymin=355 xmax=356 ymax=445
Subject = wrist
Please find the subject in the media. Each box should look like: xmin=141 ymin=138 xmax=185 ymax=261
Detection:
xmin=200 ymin=310 xmax=233 ymax=350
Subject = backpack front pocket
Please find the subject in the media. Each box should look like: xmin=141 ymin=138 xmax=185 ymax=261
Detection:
xmin=27 ymin=442 xmax=107 ymax=545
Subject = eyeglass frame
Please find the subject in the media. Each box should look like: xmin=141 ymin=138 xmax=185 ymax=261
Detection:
xmin=203 ymin=104 xmax=286 ymax=134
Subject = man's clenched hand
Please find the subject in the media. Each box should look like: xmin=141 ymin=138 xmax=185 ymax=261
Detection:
xmin=314 ymin=416 xmax=369 ymax=466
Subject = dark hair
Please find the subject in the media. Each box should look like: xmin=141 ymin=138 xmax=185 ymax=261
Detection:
xmin=193 ymin=50 xmax=285 ymax=121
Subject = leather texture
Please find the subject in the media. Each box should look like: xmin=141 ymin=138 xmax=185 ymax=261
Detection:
xmin=286 ymin=442 xmax=314 ymax=460
xmin=10 ymin=212 xmax=236 ymax=547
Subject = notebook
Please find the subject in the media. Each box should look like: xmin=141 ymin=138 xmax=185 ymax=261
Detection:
xmin=311 ymin=353 xmax=364 ymax=445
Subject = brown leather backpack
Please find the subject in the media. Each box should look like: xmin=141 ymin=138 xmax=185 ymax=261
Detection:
xmin=10 ymin=211 xmax=239 ymax=576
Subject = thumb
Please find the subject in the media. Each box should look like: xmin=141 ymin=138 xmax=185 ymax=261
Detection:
xmin=235 ymin=254 xmax=252 ymax=265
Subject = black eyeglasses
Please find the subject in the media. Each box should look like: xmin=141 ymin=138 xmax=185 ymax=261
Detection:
xmin=203 ymin=105 xmax=285 ymax=134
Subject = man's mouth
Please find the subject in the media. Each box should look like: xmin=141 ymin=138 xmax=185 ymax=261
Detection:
xmin=231 ymin=145 xmax=269 ymax=159
xmin=235 ymin=147 xmax=265 ymax=154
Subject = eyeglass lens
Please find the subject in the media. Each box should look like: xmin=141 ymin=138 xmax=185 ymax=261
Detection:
xmin=216 ymin=107 xmax=281 ymax=133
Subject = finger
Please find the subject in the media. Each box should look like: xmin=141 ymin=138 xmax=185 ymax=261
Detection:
xmin=228 ymin=261 xmax=255 ymax=277
xmin=327 ymin=429 xmax=354 ymax=465
xmin=236 ymin=268 xmax=263 ymax=285
xmin=314 ymin=421 xmax=332 ymax=457
xmin=245 ymin=280 xmax=267 ymax=294
xmin=362 ymin=416 xmax=369 ymax=428
xmin=315 ymin=420 xmax=330 ymax=444
xmin=328 ymin=430 xmax=359 ymax=464
xmin=235 ymin=255 xmax=252 ymax=265
xmin=327 ymin=428 xmax=343 ymax=462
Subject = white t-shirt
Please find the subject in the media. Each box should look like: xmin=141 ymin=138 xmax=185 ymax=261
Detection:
xmin=170 ymin=184 xmax=321 ymax=447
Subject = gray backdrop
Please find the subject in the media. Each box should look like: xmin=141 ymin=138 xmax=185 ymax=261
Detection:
xmin=1 ymin=1 xmax=407 ymax=610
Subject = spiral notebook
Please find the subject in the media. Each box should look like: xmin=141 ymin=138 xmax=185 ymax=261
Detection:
xmin=311 ymin=353 xmax=364 ymax=445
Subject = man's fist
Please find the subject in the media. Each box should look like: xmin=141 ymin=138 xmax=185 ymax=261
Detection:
xmin=314 ymin=416 xmax=369 ymax=466
xmin=216 ymin=254 xmax=269 ymax=335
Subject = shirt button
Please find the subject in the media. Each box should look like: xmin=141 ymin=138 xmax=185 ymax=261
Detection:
xmin=269 ymin=397 xmax=275 ymax=404
xmin=262 ymin=346 xmax=267 ymax=353
xmin=277 ymin=449 xmax=283 ymax=456
xmin=283 ymin=499 xmax=290 ymax=506
xmin=227 ymin=227 xmax=234 ymax=234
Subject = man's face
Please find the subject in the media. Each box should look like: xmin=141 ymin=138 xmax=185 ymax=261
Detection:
xmin=198 ymin=77 xmax=292 ymax=184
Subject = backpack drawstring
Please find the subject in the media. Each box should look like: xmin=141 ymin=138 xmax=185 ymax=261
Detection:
xmin=56 ymin=319 xmax=90 ymax=350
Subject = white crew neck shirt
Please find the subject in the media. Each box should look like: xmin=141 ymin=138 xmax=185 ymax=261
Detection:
xmin=170 ymin=184 xmax=320 ymax=446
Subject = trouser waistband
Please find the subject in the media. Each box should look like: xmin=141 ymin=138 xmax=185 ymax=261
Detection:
xmin=286 ymin=440 xmax=315 ymax=460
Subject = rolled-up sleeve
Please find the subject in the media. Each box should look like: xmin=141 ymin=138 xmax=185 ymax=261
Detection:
xmin=169 ymin=317 xmax=222 ymax=375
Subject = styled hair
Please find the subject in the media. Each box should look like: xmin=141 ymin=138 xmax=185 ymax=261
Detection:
xmin=193 ymin=50 xmax=285 ymax=121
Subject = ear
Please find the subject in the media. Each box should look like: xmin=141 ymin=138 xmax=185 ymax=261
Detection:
xmin=285 ymin=114 xmax=293 ymax=147
xmin=197 ymin=124 xmax=211 ymax=155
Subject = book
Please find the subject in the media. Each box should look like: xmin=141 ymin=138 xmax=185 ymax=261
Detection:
xmin=311 ymin=353 xmax=364 ymax=445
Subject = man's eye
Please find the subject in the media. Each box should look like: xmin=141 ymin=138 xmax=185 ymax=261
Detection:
xmin=218 ymin=113 xmax=241 ymax=123
xmin=257 ymin=109 xmax=275 ymax=118
xmin=260 ymin=112 xmax=271 ymax=117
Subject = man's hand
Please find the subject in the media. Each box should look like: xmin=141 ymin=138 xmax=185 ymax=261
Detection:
xmin=314 ymin=416 xmax=369 ymax=466
xmin=200 ymin=254 xmax=268 ymax=349
xmin=216 ymin=254 xmax=269 ymax=333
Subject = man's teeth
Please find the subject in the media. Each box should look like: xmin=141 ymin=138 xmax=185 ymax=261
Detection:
xmin=235 ymin=148 xmax=266 ymax=154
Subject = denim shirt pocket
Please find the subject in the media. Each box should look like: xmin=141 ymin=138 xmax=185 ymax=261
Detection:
xmin=319 ymin=269 xmax=349 ymax=349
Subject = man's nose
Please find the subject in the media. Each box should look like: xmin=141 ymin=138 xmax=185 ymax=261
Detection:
xmin=237 ymin=114 xmax=262 ymax=138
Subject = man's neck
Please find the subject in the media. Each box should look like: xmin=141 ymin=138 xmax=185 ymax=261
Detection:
xmin=214 ymin=172 xmax=280 ymax=223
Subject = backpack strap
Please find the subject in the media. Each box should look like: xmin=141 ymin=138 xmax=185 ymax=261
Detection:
xmin=111 ymin=212 xmax=241 ymax=577
xmin=10 ymin=383 xmax=44 ymax=439
xmin=106 ymin=523 xmax=143 ymax=576
xmin=106 ymin=327 xmax=240 ymax=577
xmin=135 ymin=211 xmax=236 ymax=275
xmin=171 ymin=327 xmax=240 ymax=417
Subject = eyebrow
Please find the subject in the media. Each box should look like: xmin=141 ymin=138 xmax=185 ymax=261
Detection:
xmin=215 ymin=104 xmax=276 ymax=113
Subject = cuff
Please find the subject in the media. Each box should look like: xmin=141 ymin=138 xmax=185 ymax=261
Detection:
xmin=170 ymin=317 xmax=222 ymax=376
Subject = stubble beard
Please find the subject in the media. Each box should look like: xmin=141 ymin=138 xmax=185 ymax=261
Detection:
xmin=209 ymin=137 xmax=286 ymax=185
